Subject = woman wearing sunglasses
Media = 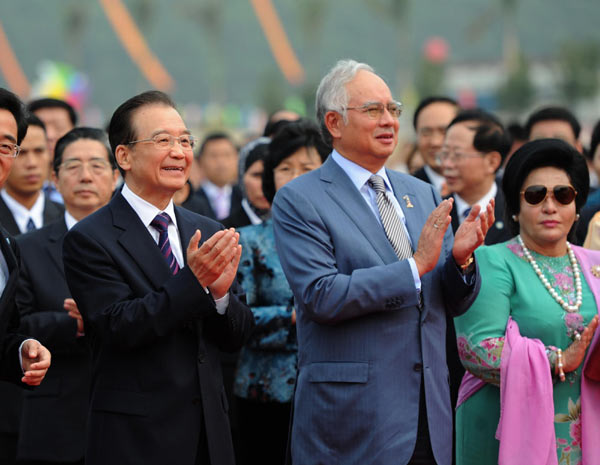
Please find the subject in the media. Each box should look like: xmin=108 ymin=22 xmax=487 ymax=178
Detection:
xmin=454 ymin=139 xmax=600 ymax=465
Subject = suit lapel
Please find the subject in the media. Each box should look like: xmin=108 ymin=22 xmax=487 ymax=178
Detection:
xmin=0 ymin=197 xmax=19 ymax=236
xmin=111 ymin=194 xmax=172 ymax=289
xmin=321 ymin=158 xmax=398 ymax=264
xmin=47 ymin=219 xmax=68 ymax=275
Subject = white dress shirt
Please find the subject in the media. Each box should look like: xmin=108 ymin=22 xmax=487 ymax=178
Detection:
xmin=454 ymin=183 xmax=497 ymax=225
xmin=1 ymin=189 xmax=46 ymax=233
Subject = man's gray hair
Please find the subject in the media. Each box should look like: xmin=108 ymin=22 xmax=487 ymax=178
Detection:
xmin=315 ymin=59 xmax=374 ymax=145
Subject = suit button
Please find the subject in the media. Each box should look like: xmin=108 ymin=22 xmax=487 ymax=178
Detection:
xmin=413 ymin=363 xmax=423 ymax=372
xmin=192 ymin=397 xmax=201 ymax=406
xmin=198 ymin=354 xmax=205 ymax=364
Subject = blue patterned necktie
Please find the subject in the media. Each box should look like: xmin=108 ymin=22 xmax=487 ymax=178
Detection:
xmin=26 ymin=218 xmax=36 ymax=232
xmin=368 ymin=174 xmax=413 ymax=260
xmin=150 ymin=213 xmax=180 ymax=275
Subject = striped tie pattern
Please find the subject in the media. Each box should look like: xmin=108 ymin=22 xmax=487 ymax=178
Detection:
xmin=150 ymin=213 xmax=180 ymax=275
xmin=368 ymin=174 xmax=413 ymax=260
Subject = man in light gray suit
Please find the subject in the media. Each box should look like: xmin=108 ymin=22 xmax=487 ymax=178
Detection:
xmin=272 ymin=60 xmax=494 ymax=465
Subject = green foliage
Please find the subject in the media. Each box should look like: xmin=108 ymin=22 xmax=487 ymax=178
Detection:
xmin=557 ymin=40 xmax=600 ymax=103
xmin=496 ymin=53 xmax=535 ymax=111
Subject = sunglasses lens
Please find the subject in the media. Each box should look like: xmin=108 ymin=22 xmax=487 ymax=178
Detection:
xmin=524 ymin=186 xmax=547 ymax=205
xmin=554 ymin=186 xmax=576 ymax=205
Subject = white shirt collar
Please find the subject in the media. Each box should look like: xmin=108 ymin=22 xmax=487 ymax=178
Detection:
xmin=202 ymin=180 xmax=232 ymax=199
xmin=64 ymin=210 xmax=79 ymax=231
xmin=455 ymin=182 xmax=497 ymax=223
xmin=1 ymin=189 xmax=46 ymax=233
xmin=331 ymin=149 xmax=393 ymax=193
xmin=120 ymin=183 xmax=178 ymax=230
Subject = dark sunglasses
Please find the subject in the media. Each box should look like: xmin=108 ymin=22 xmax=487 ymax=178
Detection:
xmin=520 ymin=185 xmax=577 ymax=205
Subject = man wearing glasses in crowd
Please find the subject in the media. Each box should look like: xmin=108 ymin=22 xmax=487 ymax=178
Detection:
xmin=272 ymin=60 xmax=493 ymax=465
xmin=63 ymin=90 xmax=253 ymax=465
xmin=0 ymin=88 xmax=51 ymax=465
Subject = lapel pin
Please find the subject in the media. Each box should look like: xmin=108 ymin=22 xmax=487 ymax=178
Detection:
xmin=591 ymin=265 xmax=600 ymax=278
xmin=402 ymin=195 xmax=414 ymax=208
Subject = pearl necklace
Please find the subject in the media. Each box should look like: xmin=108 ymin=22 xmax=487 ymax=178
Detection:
xmin=517 ymin=235 xmax=582 ymax=313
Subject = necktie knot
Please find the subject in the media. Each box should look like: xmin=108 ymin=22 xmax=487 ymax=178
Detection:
xmin=462 ymin=207 xmax=472 ymax=219
xmin=151 ymin=212 xmax=171 ymax=233
xmin=26 ymin=218 xmax=36 ymax=232
xmin=368 ymin=174 xmax=386 ymax=195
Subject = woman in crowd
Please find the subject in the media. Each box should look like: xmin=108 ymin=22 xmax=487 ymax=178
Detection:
xmin=233 ymin=119 xmax=329 ymax=465
xmin=454 ymin=139 xmax=600 ymax=465
xmin=222 ymin=137 xmax=271 ymax=228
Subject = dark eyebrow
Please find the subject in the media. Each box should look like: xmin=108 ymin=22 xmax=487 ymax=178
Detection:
xmin=0 ymin=134 xmax=17 ymax=143
xmin=150 ymin=129 xmax=192 ymax=138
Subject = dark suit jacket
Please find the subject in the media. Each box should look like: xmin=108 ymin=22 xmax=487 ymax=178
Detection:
xmin=448 ymin=187 xmax=512 ymax=246
xmin=63 ymin=193 xmax=254 ymax=465
xmin=221 ymin=203 xmax=252 ymax=229
xmin=193 ymin=184 xmax=243 ymax=220
xmin=0 ymin=225 xmax=28 ymax=433
xmin=412 ymin=166 xmax=433 ymax=184
xmin=0 ymin=194 xmax=64 ymax=236
xmin=272 ymin=157 xmax=481 ymax=465
xmin=14 ymin=219 xmax=90 ymax=462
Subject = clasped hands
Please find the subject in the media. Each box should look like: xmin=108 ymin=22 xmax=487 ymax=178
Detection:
xmin=186 ymin=228 xmax=242 ymax=300
xmin=413 ymin=198 xmax=495 ymax=277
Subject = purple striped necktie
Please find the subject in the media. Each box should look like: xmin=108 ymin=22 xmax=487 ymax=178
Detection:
xmin=150 ymin=212 xmax=180 ymax=275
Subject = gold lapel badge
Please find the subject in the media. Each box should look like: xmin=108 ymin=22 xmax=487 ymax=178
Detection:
xmin=402 ymin=195 xmax=414 ymax=208
xmin=591 ymin=265 xmax=600 ymax=278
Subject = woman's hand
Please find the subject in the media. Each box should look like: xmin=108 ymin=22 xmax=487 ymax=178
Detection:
xmin=563 ymin=315 xmax=599 ymax=373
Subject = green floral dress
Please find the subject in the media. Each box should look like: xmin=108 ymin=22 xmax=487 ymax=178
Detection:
xmin=454 ymin=238 xmax=597 ymax=465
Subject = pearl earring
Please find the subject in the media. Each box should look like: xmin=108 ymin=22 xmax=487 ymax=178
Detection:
xmin=512 ymin=215 xmax=518 ymax=222
xmin=576 ymin=213 xmax=580 ymax=220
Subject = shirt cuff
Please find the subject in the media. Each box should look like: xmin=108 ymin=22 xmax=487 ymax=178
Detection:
xmin=408 ymin=257 xmax=422 ymax=291
xmin=214 ymin=293 xmax=230 ymax=315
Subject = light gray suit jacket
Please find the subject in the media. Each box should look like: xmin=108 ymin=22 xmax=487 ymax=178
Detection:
xmin=272 ymin=156 xmax=481 ymax=465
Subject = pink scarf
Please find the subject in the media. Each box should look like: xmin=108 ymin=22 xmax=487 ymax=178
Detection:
xmin=571 ymin=245 xmax=600 ymax=465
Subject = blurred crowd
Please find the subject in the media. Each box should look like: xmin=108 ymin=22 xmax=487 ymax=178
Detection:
xmin=0 ymin=56 xmax=599 ymax=465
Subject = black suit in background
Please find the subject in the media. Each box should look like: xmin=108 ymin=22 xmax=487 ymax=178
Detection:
xmin=14 ymin=219 xmax=90 ymax=463
xmin=193 ymin=184 xmax=243 ymax=221
xmin=63 ymin=193 xmax=254 ymax=465
xmin=0 ymin=225 xmax=28 ymax=464
xmin=0 ymin=194 xmax=64 ymax=461
xmin=412 ymin=166 xmax=434 ymax=185
xmin=0 ymin=195 xmax=64 ymax=236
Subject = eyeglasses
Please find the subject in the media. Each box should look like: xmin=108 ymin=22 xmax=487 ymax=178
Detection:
xmin=437 ymin=149 xmax=483 ymax=163
xmin=60 ymin=158 xmax=112 ymax=175
xmin=0 ymin=141 xmax=20 ymax=158
xmin=344 ymin=101 xmax=403 ymax=120
xmin=128 ymin=134 xmax=197 ymax=151
xmin=520 ymin=185 xmax=577 ymax=205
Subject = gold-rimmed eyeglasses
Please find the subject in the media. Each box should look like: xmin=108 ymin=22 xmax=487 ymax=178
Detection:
xmin=0 ymin=141 xmax=21 ymax=158
xmin=344 ymin=101 xmax=403 ymax=120
xmin=128 ymin=134 xmax=197 ymax=151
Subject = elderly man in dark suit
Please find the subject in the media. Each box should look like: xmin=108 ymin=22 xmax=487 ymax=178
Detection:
xmin=0 ymin=88 xmax=51 ymax=464
xmin=63 ymin=90 xmax=254 ymax=465
xmin=272 ymin=60 xmax=494 ymax=465
xmin=15 ymin=127 xmax=119 ymax=464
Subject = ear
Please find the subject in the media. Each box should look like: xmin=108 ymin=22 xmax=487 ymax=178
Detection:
xmin=324 ymin=110 xmax=343 ymax=140
xmin=115 ymin=144 xmax=131 ymax=174
xmin=51 ymin=170 xmax=58 ymax=186
xmin=576 ymin=140 xmax=584 ymax=154
xmin=485 ymin=151 xmax=502 ymax=174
